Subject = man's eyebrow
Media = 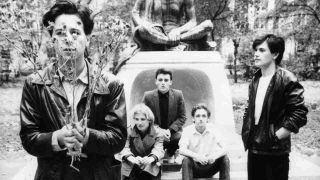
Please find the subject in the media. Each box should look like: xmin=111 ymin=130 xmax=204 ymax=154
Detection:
xmin=53 ymin=28 xmax=63 ymax=31
xmin=70 ymin=27 xmax=81 ymax=31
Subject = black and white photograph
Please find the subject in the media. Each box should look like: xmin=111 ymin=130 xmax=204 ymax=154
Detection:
xmin=0 ymin=0 xmax=319 ymax=179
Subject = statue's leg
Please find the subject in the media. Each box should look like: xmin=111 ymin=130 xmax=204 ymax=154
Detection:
xmin=180 ymin=20 xmax=213 ymax=41
xmin=137 ymin=26 xmax=170 ymax=44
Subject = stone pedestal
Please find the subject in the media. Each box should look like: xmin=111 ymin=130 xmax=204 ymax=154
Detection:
xmin=117 ymin=51 xmax=234 ymax=128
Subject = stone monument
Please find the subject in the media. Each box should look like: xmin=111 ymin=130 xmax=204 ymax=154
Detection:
xmin=117 ymin=51 xmax=235 ymax=128
xmin=132 ymin=0 xmax=214 ymax=51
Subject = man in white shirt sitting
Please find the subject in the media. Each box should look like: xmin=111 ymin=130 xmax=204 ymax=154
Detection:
xmin=179 ymin=104 xmax=230 ymax=180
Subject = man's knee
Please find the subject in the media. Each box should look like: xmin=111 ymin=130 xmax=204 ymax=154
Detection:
xmin=182 ymin=157 xmax=193 ymax=166
xmin=201 ymin=20 xmax=213 ymax=31
xmin=219 ymin=155 xmax=230 ymax=169
xmin=137 ymin=26 xmax=150 ymax=38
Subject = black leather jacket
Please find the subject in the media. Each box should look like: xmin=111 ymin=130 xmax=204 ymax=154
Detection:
xmin=20 ymin=62 xmax=127 ymax=180
xmin=242 ymin=67 xmax=308 ymax=155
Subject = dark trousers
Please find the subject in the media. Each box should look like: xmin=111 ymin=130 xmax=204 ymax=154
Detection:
xmin=248 ymin=151 xmax=289 ymax=180
xmin=182 ymin=156 xmax=230 ymax=180
xmin=164 ymin=131 xmax=181 ymax=156
xmin=122 ymin=164 xmax=161 ymax=180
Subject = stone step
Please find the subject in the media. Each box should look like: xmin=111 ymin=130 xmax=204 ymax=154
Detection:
xmin=161 ymin=171 xmax=247 ymax=180
xmin=162 ymin=156 xmax=247 ymax=172
xmin=161 ymin=151 xmax=320 ymax=180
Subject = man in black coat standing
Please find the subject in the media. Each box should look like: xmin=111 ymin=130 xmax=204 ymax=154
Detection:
xmin=242 ymin=34 xmax=308 ymax=180
xmin=19 ymin=1 xmax=127 ymax=179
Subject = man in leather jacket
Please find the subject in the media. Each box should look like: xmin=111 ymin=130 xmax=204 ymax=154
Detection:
xmin=19 ymin=1 xmax=127 ymax=180
xmin=241 ymin=34 xmax=308 ymax=180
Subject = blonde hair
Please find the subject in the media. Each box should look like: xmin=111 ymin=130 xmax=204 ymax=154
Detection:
xmin=130 ymin=104 xmax=155 ymax=125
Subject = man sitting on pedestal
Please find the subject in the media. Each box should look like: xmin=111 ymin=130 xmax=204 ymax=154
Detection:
xmin=132 ymin=0 xmax=213 ymax=51
xmin=179 ymin=104 xmax=230 ymax=180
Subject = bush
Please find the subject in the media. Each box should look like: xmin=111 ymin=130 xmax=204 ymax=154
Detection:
xmin=282 ymin=54 xmax=320 ymax=80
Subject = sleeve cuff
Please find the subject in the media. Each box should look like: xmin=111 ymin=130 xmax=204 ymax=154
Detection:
xmin=52 ymin=130 xmax=67 ymax=151
xmin=123 ymin=154 xmax=134 ymax=161
xmin=148 ymin=154 xmax=158 ymax=162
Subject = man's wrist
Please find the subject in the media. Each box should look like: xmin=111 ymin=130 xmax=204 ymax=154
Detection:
xmin=148 ymin=154 xmax=158 ymax=162
xmin=52 ymin=130 xmax=66 ymax=151
xmin=123 ymin=154 xmax=134 ymax=161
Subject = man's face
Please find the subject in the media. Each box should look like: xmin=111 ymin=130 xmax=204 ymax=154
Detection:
xmin=52 ymin=14 xmax=88 ymax=62
xmin=134 ymin=113 xmax=149 ymax=133
xmin=193 ymin=108 xmax=209 ymax=129
xmin=254 ymin=41 xmax=277 ymax=68
xmin=155 ymin=74 xmax=172 ymax=93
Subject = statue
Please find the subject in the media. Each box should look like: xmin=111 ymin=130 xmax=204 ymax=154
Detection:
xmin=132 ymin=0 xmax=214 ymax=51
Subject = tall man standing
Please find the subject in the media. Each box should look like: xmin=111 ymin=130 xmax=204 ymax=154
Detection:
xmin=142 ymin=68 xmax=186 ymax=161
xmin=19 ymin=1 xmax=127 ymax=180
xmin=242 ymin=34 xmax=308 ymax=180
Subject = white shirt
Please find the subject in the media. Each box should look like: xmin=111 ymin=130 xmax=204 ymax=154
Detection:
xmin=179 ymin=123 xmax=223 ymax=157
xmin=254 ymin=74 xmax=273 ymax=125
xmin=61 ymin=65 xmax=88 ymax=122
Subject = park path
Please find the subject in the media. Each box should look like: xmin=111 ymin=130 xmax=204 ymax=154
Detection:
xmin=9 ymin=124 xmax=320 ymax=180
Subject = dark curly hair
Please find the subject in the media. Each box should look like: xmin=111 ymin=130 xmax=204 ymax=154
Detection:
xmin=191 ymin=103 xmax=211 ymax=118
xmin=42 ymin=0 xmax=94 ymax=36
xmin=155 ymin=68 xmax=173 ymax=80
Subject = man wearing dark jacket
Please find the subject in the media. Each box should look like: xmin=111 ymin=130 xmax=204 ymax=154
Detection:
xmin=19 ymin=1 xmax=127 ymax=180
xmin=142 ymin=68 xmax=186 ymax=161
xmin=241 ymin=34 xmax=308 ymax=180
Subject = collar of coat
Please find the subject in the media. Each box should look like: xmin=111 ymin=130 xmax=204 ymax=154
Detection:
xmin=130 ymin=125 xmax=157 ymax=138
xmin=129 ymin=125 xmax=157 ymax=156
xmin=253 ymin=66 xmax=297 ymax=81
xmin=28 ymin=59 xmax=116 ymax=95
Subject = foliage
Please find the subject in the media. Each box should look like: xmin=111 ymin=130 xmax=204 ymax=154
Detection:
xmin=0 ymin=0 xmax=53 ymax=74
xmin=274 ymin=0 xmax=320 ymax=25
xmin=237 ymin=34 xmax=258 ymax=80
xmin=193 ymin=0 xmax=255 ymax=82
xmin=282 ymin=54 xmax=320 ymax=80
xmin=227 ymin=0 xmax=255 ymax=83
xmin=194 ymin=0 xmax=232 ymax=39
xmin=86 ymin=15 xmax=129 ymax=122
xmin=91 ymin=13 xmax=132 ymax=74
xmin=270 ymin=0 xmax=320 ymax=80
xmin=101 ymin=0 xmax=135 ymax=24
xmin=90 ymin=0 xmax=135 ymax=74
